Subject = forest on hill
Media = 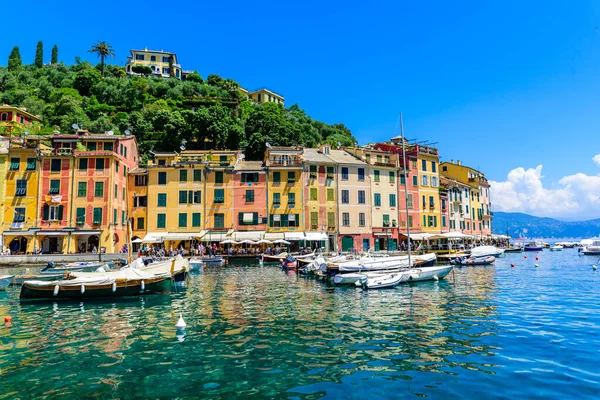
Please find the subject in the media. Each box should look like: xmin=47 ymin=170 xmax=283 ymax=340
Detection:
xmin=0 ymin=42 xmax=356 ymax=163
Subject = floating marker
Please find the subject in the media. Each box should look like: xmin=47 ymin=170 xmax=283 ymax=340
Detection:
xmin=4 ymin=316 xmax=12 ymax=323
xmin=535 ymin=264 xmax=539 ymax=268
xmin=433 ymin=275 xmax=439 ymax=281
xmin=53 ymin=285 xmax=59 ymax=296
xmin=593 ymin=265 xmax=597 ymax=271
xmin=81 ymin=285 xmax=85 ymax=294
xmin=524 ymin=256 xmax=527 ymax=259
xmin=112 ymin=282 xmax=117 ymax=292
xmin=511 ymin=264 xmax=515 ymax=268
xmin=176 ymin=314 xmax=187 ymax=330
xmin=141 ymin=280 xmax=145 ymax=291
xmin=536 ymin=257 xmax=539 ymax=261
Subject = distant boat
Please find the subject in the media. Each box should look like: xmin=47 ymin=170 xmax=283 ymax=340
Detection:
xmin=549 ymin=245 xmax=564 ymax=251
xmin=470 ymin=246 xmax=505 ymax=257
xmin=504 ymin=246 xmax=524 ymax=253
xmin=524 ymin=241 xmax=545 ymax=251
xmin=581 ymin=240 xmax=600 ymax=255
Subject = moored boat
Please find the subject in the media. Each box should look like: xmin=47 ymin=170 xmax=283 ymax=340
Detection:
xmin=581 ymin=240 xmax=600 ymax=255
xmin=524 ymin=241 xmax=545 ymax=251
xmin=40 ymin=261 xmax=112 ymax=275
xmin=9 ymin=274 xmax=63 ymax=286
xmin=403 ymin=265 xmax=454 ymax=282
xmin=504 ymin=246 xmax=524 ymax=253
xmin=458 ymin=256 xmax=496 ymax=266
xmin=470 ymin=246 xmax=505 ymax=258
xmin=550 ymin=245 xmax=564 ymax=251
xmin=261 ymin=253 xmax=288 ymax=263
xmin=0 ymin=275 xmax=14 ymax=290
xmin=365 ymin=272 xmax=406 ymax=289
xmin=68 ymin=256 xmax=189 ymax=282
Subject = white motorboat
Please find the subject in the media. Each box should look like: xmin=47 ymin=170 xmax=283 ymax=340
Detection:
xmin=0 ymin=275 xmax=14 ymax=290
xmin=549 ymin=245 xmax=564 ymax=251
xmin=333 ymin=273 xmax=368 ymax=286
xmin=404 ymin=265 xmax=454 ymax=282
xmin=581 ymin=240 xmax=600 ymax=255
xmin=470 ymin=246 xmax=505 ymax=258
xmin=365 ymin=272 xmax=406 ymax=289
xmin=68 ymin=256 xmax=189 ymax=281
xmin=40 ymin=261 xmax=112 ymax=275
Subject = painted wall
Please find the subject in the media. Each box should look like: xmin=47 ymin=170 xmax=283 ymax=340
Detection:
xmin=233 ymin=169 xmax=267 ymax=231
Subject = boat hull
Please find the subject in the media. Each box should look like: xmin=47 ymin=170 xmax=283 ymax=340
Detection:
xmin=20 ymin=277 xmax=172 ymax=300
xmin=405 ymin=265 xmax=453 ymax=282
xmin=504 ymin=247 xmax=523 ymax=253
xmin=524 ymin=246 xmax=544 ymax=251
xmin=0 ymin=276 xmax=13 ymax=290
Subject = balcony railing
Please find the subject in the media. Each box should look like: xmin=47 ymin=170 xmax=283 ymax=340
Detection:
xmin=267 ymin=157 xmax=302 ymax=167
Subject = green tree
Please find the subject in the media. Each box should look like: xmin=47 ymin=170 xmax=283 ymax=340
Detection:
xmin=35 ymin=41 xmax=44 ymax=68
xmin=207 ymin=74 xmax=224 ymax=87
xmin=8 ymin=46 xmax=22 ymax=71
xmin=73 ymin=69 xmax=101 ymax=97
xmin=88 ymin=41 xmax=115 ymax=78
xmin=51 ymin=44 xmax=58 ymax=64
xmin=185 ymin=72 xmax=203 ymax=83
xmin=132 ymin=65 xmax=152 ymax=76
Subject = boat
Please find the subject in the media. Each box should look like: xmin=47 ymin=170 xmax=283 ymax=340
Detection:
xmin=549 ymin=245 xmax=564 ymax=251
xmin=334 ymin=263 xmax=452 ymax=286
xmin=333 ymin=273 xmax=368 ymax=286
xmin=365 ymin=272 xmax=406 ymax=289
xmin=281 ymin=255 xmax=297 ymax=270
xmin=9 ymin=273 xmax=64 ymax=286
xmin=39 ymin=261 xmax=112 ymax=275
xmin=504 ymin=246 xmax=524 ymax=253
xmin=457 ymin=255 xmax=496 ymax=266
xmin=20 ymin=270 xmax=172 ymax=300
xmin=0 ymin=275 xmax=14 ymax=290
xmin=581 ymin=240 xmax=600 ymax=255
xmin=261 ymin=253 xmax=288 ymax=263
xmin=403 ymin=265 xmax=454 ymax=282
xmin=189 ymin=257 xmax=226 ymax=268
xmin=524 ymin=241 xmax=545 ymax=251
xmin=470 ymin=246 xmax=505 ymax=257
xmin=68 ymin=256 xmax=190 ymax=282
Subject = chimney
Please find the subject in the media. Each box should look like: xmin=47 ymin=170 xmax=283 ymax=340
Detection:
xmin=457 ymin=160 xmax=461 ymax=165
xmin=451 ymin=159 xmax=454 ymax=164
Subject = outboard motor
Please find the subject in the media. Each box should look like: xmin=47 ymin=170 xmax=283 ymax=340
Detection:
xmin=41 ymin=261 xmax=56 ymax=272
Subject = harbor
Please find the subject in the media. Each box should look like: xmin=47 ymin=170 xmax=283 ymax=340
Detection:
xmin=1 ymin=249 xmax=599 ymax=398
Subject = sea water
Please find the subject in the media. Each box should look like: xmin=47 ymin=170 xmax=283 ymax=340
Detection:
xmin=0 ymin=250 xmax=599 ymax=398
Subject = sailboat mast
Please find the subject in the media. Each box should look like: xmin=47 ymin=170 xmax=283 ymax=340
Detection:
xmin=400 ymin=113 xmax=412 ymax=268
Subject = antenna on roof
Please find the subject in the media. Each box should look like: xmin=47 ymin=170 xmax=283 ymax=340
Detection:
xmin=124 ymin=129 xmax=132 ymax=136
xmin=72 ymin=123 xmax=80 ymax=131
xmin=106 ymin=130 xmax=114 ymax=135
xmin=180 ymin=139 xmax=187 ymax=151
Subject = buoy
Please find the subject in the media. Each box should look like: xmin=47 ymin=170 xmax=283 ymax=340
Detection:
xmin=354 ymin=280 xmax=362 ymax=287
xmin=433 ymin=275 xmax=439 ymax=281
xmin=53 ymin=285 xmax=59 ymax=296
xmin=4 ymin=316 xmax=12 ymax=323
xmin=81 ymin=285 xmax=85 ymax=294
xmin=524 ymin=256 xmax=527 ymax=259
xmin=176 ymin=314 xmax=187 ymax=330
xmin=593 ymin=265 xmax=597 ymax=271
xmin=511 ymin=264 xmax=515 ymax=268
xmin=536 ymin=257 xmax=539 ymax=261
xmin=535 ymin=264 xmax=539 ymax=268
xmin=141 ymin=280 xmax=145 ymax=291
xmin=112 ymin=282 xmax=117 ymax=292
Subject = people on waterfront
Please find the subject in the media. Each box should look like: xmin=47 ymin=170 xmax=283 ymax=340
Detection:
xmin=92 ymin=246 xmax=98 ymax=254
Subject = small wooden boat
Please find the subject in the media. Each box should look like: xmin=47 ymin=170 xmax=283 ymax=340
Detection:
xmin=404 ymin=265 xmax=454 ymax=282
xmin=0 ymin=275 xmax=14 ymax=290
xmin=40 ymin=261 xmax=111 ymax=275
xmin=460 ymin=256 xmax=496 ymax=266
xmin=334 ymin=273 xmax=368 ymax=286
xmin=261 ymin=253 xmax=288 ymax=263
xmin=68 ymin=256 xmax=189 ymax=282
xmin=20 ymin=270 xmax=172 ymax=300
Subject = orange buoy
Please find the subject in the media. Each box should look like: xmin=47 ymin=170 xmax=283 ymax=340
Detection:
xmin=536 ymin=257 xmax=539 ymax=261
xmin=511 ymin=264 xmax=515 ymax=268
xmin=4 ymin=316 xmax=12 ymax=323
xmin=524 ymin=256 xmax=527 ymax=259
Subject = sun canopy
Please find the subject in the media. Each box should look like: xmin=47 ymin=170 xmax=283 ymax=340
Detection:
xmin=305 ymin=232 xmax=327 ymax=241
xmin=273 ymin=239 xmax=291 ymax=245
xmin=220 ymin=239 xmax=239 ymax=244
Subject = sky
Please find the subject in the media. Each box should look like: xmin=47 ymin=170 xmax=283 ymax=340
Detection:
xmin=1 ymin=0 xmax=600 ymax=220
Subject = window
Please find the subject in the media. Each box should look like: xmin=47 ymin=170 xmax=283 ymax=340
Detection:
xmin=423 ymin=215 xmax=427 ymax=227
xmin=383 ymin=214 xmax=390 ymax=227
xmin=87 ymin=142 xmax=97 ymax=151
xmin=180 ymin=170 xmax=188 ymax=182
xmin=137 ymin=217 xmax=145 ymax=230
xmin=157 ymin=213 xmax=166 ymax=228
xmin=374 ymin=170 xmax=380 ymax=182
xmin=273 ymin=193 xmax=281 ymax=205
xmin=389 ymin=194 xmax=396 ymax=207
xmin=389 ymin=171 xmax=395 ymax=183
xmin=326 ymin=166 xmax=334 ymax=177
xmin=310 ymin=212 xmax=318 ymax=228
xmin=78 ymin=158 xmax=88 ymax=171
xmin=310 ymin=188 xmax=318 ymax=201
xmin=192 ymin=213 xmax=201 ymax=227
xmin=104 ymin=142 xmax=114 ymax=152
xmin=273 ymin=172 xmax=280 ymax=184
xmin=77 ymin=182 xmax=86 ymax=197
xmin=287 ymin=171 xmax=295 ymax=184
xmin=214 ymin=213 xmax=225 ymax=229
xmin=14 ymin=179 xmax=26 ymax=197
xmin=76 ymin=208 xmax=85 ymax=225
xmin=114 ymin=184 xmax=118 ymax=199
xmin=94 ymin=182 xmax=104 ymax=197
xmin=214 ymin=189 xmax=224 ymax=203
xmin=135 ymin=175 xmax=147 ymax=186
xmin=288 ymin=193 xmax=295 ymax=205
xmin=272 ymin=214 xmax=281 ymax=227
xmin=431 ymin=161 xmax=437 ymax=173
xmin=374 ymin=193 xmax=381 ymax=207
xmin=96 ymin=159 xmax=105 ymax=171
xmin=431 ymin=176 xmax=439 ymax=187
xmin=429 ymin=196 xmax=435 ymax=208
xmin=215 ymin=171 xmax=224 ymax=184
xmin=409 ymin=215 xmax=413 ymax=228
xmin=359 ymin=213 xmax=366 ymax=227
xmin=123 ymin=187 xmax=125 ymax=201
xmin=421 ymin=175 xmax=429 ymax=186
xmin=178 ymin=213 xmax=187 ymax=228
xmin=241 ymin=172 xmax=258 ymax=183
xmin=246 ymin=190 xmax=255 ymax=203
xmin=157 ymin=159 xmax=166 ymax=166
xmin=9 ymin=158 xmax=20 ymax=171
xmin=157 ymin=193 xmax=167 ymax=207
xmin=412 ymin=175 xmax=418 ymax=186
xmin=158 ymin=172 xmax=167 ymax=185
xmin=400 ymin=173 xmax=406 ymax=185
xmin=162 ymin=56 xmax=170 ymax=63
xmin=341 ymin=167 xmax=349 ymax=180
xmin=162 ymin=67 xmax=170 ymax=75
xmin=442 ymin=216 xmax=447 ymax=227
xmin=341 ymin=190 xmax=349 ymax=204
xmin=51 ymin=159 xmax=61 ymax=173
xmin=93 ymin=207 xmax=103 ymax=224
xmin=422 ymin=159 xmax=427 ymax=171
xmin=193 ymin=169 xmax=202 ymax=182
xmin=119 ymin=144 xmax=124 ymax=155
xmin=443 ymin=165 xmax=448 ymax=172
xmin=288 ymin=214 xmax=298 ymax=227
xmin=342 ymin=212 xmax=350 ymax=226
xmin=179 ymin=190 xmax=188 ymax=204
xmin=328 ymin=212 xmax=335 ymax=227
xmin=193 ymin=191 xmax=201 ymax=204
xmin=327 ymin=189 xmax=334 ymax=201
xmin=135 ymin=54 xmax=144 ymax=60
xmin=358 ymin=168 xmax=365 ymax=181
xmin=122 ymin=210 xmax=126 ymax=225
xmin=422 ymin=195 xmax=426 ymax=208
xmin=48 ymin=205 xmax=63 ymax=221
xmin=13 ymin=207 xmax=25 ymax=222
xmin=357 ymin=190 xmax=366 ymax=204
xmin=0 ymin=113 xmax=6 ymax=121
xmin=309 ymin=165 xmax=317 ymax=175
xmin=49 ymin=179 xmax=60 ymax=194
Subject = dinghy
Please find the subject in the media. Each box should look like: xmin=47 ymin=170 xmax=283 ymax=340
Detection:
xmin=459 ymin=256 xmax=496 ymax=266
xmin=365 ymin=272 xmax=406 ymax=289
xmin=404 ymin=265 xmax=453 ymax=282
xmin=0 ymin=275 xmax=14 ymax=290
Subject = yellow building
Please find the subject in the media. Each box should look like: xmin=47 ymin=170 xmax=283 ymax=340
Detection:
xmin=249 ymin=88 xmax=284 ymax=106
xmin=0 ymin=104 xmax=42 ymax=134
xmin=0 ymin=137 xmax=8 ymax=250
xmin=265 ymin=146 xmax=304 ymax=243
xmin=1 ymin=136 xmax=40 ymax=253
xmin=125 ymin=49 xmax=182 ymax=79
xmin=415 ymin=145 xmax=442 ymax=233
xmin=128 ymin=167 xmax=148 ymax=250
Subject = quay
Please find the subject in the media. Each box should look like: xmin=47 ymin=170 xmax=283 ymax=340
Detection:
xmin=0 ymin=253 xmax=125 ymax=267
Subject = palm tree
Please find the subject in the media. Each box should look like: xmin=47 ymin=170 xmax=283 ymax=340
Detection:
xmin=88 ymin=41 xmax=115 ymax=78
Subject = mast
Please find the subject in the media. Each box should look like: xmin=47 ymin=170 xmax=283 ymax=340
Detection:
xmin=400 ymin=113 xmax=411 ymax=268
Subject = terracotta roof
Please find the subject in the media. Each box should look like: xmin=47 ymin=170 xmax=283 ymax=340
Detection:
xmin=234 ymin=160 xmax=264 ymax=171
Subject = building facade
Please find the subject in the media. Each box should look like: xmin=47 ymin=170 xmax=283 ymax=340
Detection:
xmin=249 ymin=89 xmax=285 ymax=106
xmin=0 ymin=104 xmax=42 ymax=134
xmin=415 ymin=145 xmax=442 ymax=233
xmin=125 ymin=49 xmax=183 ymax=79
xmin=232 ymin=161 xmax=268 ymax=242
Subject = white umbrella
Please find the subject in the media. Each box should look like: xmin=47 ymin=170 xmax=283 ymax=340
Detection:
xmin=257 ymin=239 xmax=272 ymax=244
xmin=273 ymin=239 xmax=291 ymax=245
xmin=239 ymin=240 xmax=257 ymax=244
xmin=221 ymin=239 xmax=239 ymax=244
xmin=131 ymin=238 xmax=143 ymax=243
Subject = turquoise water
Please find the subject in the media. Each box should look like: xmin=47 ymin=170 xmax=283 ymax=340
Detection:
xmin=1 ymin=250 xmax=600 ymax=399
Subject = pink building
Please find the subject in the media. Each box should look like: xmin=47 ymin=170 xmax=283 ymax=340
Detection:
xmin=232 ymin=160 xmax=267 ymax=241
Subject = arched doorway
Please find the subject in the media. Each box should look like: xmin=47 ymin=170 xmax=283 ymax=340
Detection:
xmin=88 ymin=235 xmax=99 ymax=252
xmin=9 ymin=236 xmax=27 ymax=254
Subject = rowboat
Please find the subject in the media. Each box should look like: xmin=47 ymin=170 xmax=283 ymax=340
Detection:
xmin=40 ymin=261 xmax=112 ymax=275
xmin=189 ymin=257 xmax=225 ymax=268
xmin=549 ymin=245 xmax=564 ymax=251
xmin=333 ymin=273 xmax=368 ymax=286
xmin=459 ymin=256 xmax=496 ymax=266
xmin=20 ymin=269 xmax=172 ymax=300
xmin=68 ymin=256 xmax=190 ymax=282
xmin=261 ymin=253 xmax=288 ymax=263
xmin=365 ymin=272 xmax=406 ymax=289
xmin=403 ymin=265 xmax=453 ymax=282
xmin=0 ymin=275 xmax=14 ymax=290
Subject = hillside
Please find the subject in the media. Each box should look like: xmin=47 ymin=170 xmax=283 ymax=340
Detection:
xmin=0 ymin=44 xmax=356 ymax=163
xmin=492 ymin=212 xmax=600 ymax=239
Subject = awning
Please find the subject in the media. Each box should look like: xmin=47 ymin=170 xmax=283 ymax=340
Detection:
xmin=142 ymin=232 xmax=165 ymax=243
xmin=71 ymin=230 xmax=102 ymax=236
xmin=234 ymin=231 xmax=265 ymax=241
xmin=305 ymin=232 xmax=327 ymax=241
xmin=264 ymin=232 xmax=285 ymax=240
xmin=401 ymin=233 xmax=434 ymax=241
xmin=36 ymin=230 xmax=69 ymax=236
xmin=1 ymin=230 xmax=36 ymax=236
xmin=284 ymin=232 xmax=305 ymax=241
xmin=163 ymin=232 xmax=206 ymax=241
xmin=373 ymin=232 xmax=392 ymax=236
xmin=203 ymin=232 xmax=228 ymax=242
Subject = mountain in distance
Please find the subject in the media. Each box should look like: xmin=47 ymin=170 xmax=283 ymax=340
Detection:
xmin=492 ymin=212 xmax=600 ymax=239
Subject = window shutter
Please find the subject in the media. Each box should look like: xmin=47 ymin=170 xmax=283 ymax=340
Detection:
xmin=269 ymin=214 xmax=274 ymax=227
xmin=58 ymin=205 xmax=64 ymax=221
xmin=238 ymin=213 xmax=244 ymax=225
xmin=188 ymin=191 xmax=193 ymax=204
xmin=253 ymin=212 xmax=258 ymax=225
xmin=43 ymin=205 xmax=49 ymax=220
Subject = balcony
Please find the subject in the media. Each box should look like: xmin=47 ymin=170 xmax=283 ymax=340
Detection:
xmin=373 ymin=161 xmax=396 ymax=167
xmin=267 ymin=157 xmax=302 ymax=167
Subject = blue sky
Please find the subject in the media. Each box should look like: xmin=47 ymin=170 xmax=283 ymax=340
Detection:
xmin=2 ymin=0 xmax=600 ymax=219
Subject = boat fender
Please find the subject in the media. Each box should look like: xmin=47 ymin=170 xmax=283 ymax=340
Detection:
xmin=535 ymin=264 xmax=539 ymax=268
xmin=112 ymin=282 xmax=117 ymax=292
xmin=141 ymin=280 xmax=145 ymax=291
xmin=433 ymin=275 xmax=439 ymax=281
xmin=408 ymin=275 xmax=414 ymax=281
xmin=53 ymin=285 xmax=59 ymax=296
xmin=593 ymin=265 xmax=597 ymax=271
xmin=81 ymin=285 xmax=85 ymax=294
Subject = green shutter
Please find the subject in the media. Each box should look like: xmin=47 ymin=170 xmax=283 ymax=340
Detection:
xmin=412 ymin=175 xmax=418 ymax=186
xmin=158 ymin=193 xmax=166 ymax=207
xmin=389 ymin=194 xmax=396 ymax=207
xmin=192 ymin=213 xmax=201 ymax=227
xmin=26 ymin=158 xmax=36 ymax=170
xmin=310 ymin=188 xmax=318 ymax=201
xmin=114 ymin=184 xmax=118 ymax=199
xmin=122 ymin=210 xmax=126 ymax=225
xmin=157 ymin=214 xmax=166 ymax=228
xmin=389 ymin=171 xmax=395 ymax=183
xmin=310 ymin=212 xmax=318 ymax=227
xmin=57 ymin=205 xmax=64 ymax=221
xmin=158 ymin=172 xmax=166 ymax=185
xmin=273 ymin=172 xmax=280 ymax=183
xmin=114 ymin=208 xmax=117 ymax=225
xmin=50 ymin=180 xmax=60 ymax=194
xmin=288 ymin=193 xmax=295 ymax=205
xmin=273 ymin=193 xmax=280 ymax=204
xmin=374 ymin=170 xmax=380 ymax=182
xmin=179 ymin=190 xmax=188 ymax=204
xmin=193 ymin=169 xmax=202 ymax=182
xmin=327 ymin=189 xmax=334 ymax=201
xmin=96 ymin=158 xmax=105 ymax=171
xmin=76 ymin=208 xmax=85 ymax=224
xmin=253 ymin=212 xmax=258 ymax=225
xmin=95 ymin=182 xmax=104 ymax=197
xmin=374 ymin=193 xmax=381 ymax=207
xmin=214 ymin=189 xmax=224 ymax=203
xmin=93 ymin=208 xmax=102 ymax=224
xmin=327 ymin=212 xmax=335 ymax=227
xmin=43 ymin=204 xmax=49 ymax=220
xmin=246 ymin=190 xmax=254 ymax=202
xmin=180 ymin=169 xmax=188 ymax=182
xmin=215 ymin=171 xmax=223 ymax=184
xmin=178 ymin=213 xmax=187 ymax=228
xmin=137 ymin=217 xmax=145 ymax=230
xmin=77 ymin=182 xmax=87 ymax=197
xmin=287 ymin=171 xmax=295 ymax=183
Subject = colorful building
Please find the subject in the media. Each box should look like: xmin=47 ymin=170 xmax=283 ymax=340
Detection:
xmin=0 ymin=137 xmax=7 ymax=248
xmin=325 ymin=149 xmax=371 ymax=252
xmin=414 ymin=145 xmax=442 ymax=233
xmin=264 ymin=146 xmax=304 ymax=244
xmin=303 ymin=146 xmax=337 ymax=251
xmin=232 ymin=160 xmax=267 ymax=242
xmin=249 ymin=88 xmax=285 ymax=106
xmin=125 ymin=49 xmax=182 ymax=79
xmin=128 ymin=167 xmax=148 ymax=252
xmin=441 ymin=176 xmax=471 ymax=233
xmin=0 ymin=104 xmax=42 ymax=134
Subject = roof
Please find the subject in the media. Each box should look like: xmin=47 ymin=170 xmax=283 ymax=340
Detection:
xmin=129 ymin=49 xmax=176 ymax=56
xmin=249 ymin=88 xmax=284 ymax=98
xmin=0 ymin=104 xmax=43 ymax=122
xmin=234 ymin=160 xmax=264 ymax=171
xmin=302 ymin=148 xmax=336 ymax=164
xmin=128 ymin=167 xmax=147 ymax=175
xmin=150 ymin=151 xmax=177 ymax=156
xmin=324 ymin=149 xmax=366 ymax=165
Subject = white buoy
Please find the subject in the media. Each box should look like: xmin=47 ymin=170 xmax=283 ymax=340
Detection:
xmin=112 ymin=282 xmax=117 ymax=292
xmin=53 ymin=285 xmax=59 ymax=297
xmin=176 ymin=313 xmax=187 ymax=330
xmin=81 ymin=285 xmax=85 ymax=294
xmin=535 ymin=264 xmax=539 ymax=268
xmin=433 ymin=275 xmax=439 ymax=281
xmin=141 ymin=280 xmax=145 ymax=291
xmin=593 ymin=265 xmax=597 ymax=271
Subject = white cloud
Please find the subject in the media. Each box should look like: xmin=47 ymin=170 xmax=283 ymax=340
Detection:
xmin=594 ymin=154 xmax=600 ymax=167
xmin=490 ymin=163 xmax=600 ymax=220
